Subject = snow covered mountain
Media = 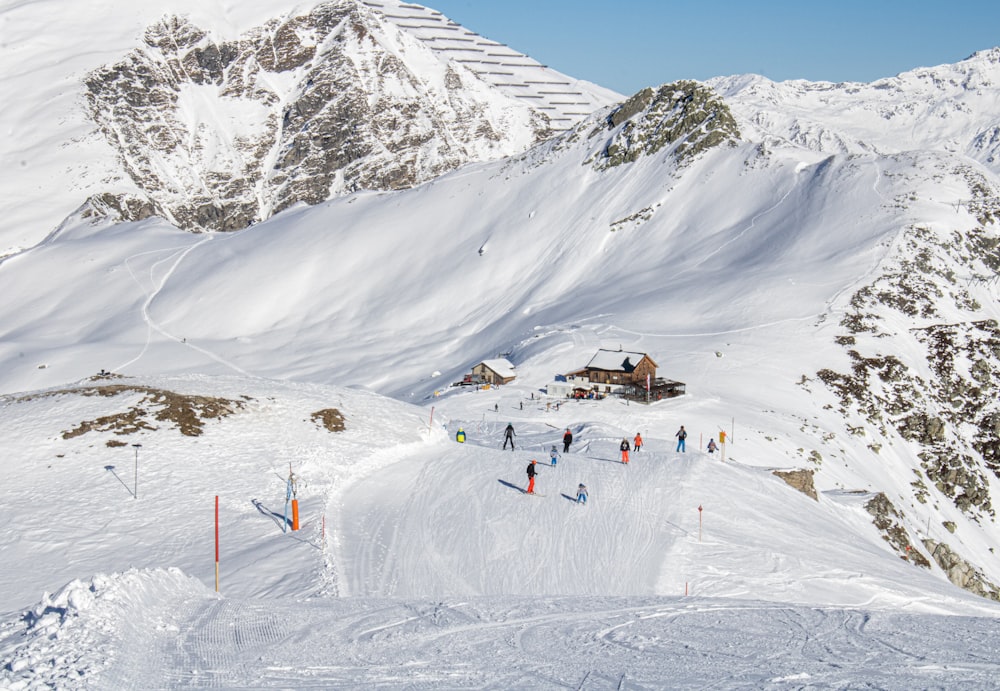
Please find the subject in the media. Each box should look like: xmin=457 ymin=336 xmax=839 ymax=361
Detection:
xmin=1 ymin=0 xmax=618 ymax=242
xmin=710 ymin=47 xmax=1000 ymax=173
xmin=4 ymin=0 xmax=1000 ymax=685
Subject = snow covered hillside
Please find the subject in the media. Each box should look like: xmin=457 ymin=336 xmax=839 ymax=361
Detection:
xmin=4 ymin=0 xmax=1000 ymax=686
xmin=4 ymin=373 xmax=1000 ymax=688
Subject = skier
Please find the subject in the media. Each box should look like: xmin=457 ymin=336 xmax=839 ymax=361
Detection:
xmin=633 ymin=432 xmax=643 ymax=452
xmin=675 ymin=425 xmax=687 ymax=452
xmin=526 ymin=460 xmax=538 ymax=494
xmin=563 ymin=428 xmax=573 ymax=453
xmin=576 ymin=483 xmax=588 ymax=505
xmin=549 ymin=445 xmax=559 ymax=466
xmin=707 ymin=438 xmax=717 ymax=454
xmin=456 ymin=427 xmax=466 ymax=443
xmin=503 ymin=423 xmax=516 ymax=450
xmin=620 ymin=437 xmax=631 ymax=464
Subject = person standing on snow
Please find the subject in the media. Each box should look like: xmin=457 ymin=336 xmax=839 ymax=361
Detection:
xmin=549 ymin=445 xmax=559 ymax=466
xmin=503 ymin=423 xmax=516 ymax=450
xmin=633 ymin=432 xmax=643 ymax=452
xmin=675 ymin=425 xmax=688 ymax=452
xmin=456 ymin=427 xmax=466 ymax=443
xmin=576 ymin=483 xmax=588 ymax=505
xmin=620 ymin=437 xmax=631 ymax=464
xmin=563 ymin=428 xmax=573 ymax=453
xmin=707 ymin=438 xmax=717 ymax=454
xmin=526 ymin=460 xmax=538 ymax=494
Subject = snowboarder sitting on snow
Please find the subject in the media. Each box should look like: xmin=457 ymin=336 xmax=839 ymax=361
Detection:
xmin=456 ymin=427 xmax=466 ymax=443
xmin=707 ymin=438 xmax=717 ymax=454
xmin=526 ymin=460 xmax=538 ymax=494
xmin=563 ymin=428 xmax=573 ymax=453
xmin=503 ymin=423 xmax=516 ymax=450
xmin=576 ymin=483 xmax=588 ymax=504
xmin=549 ymin=445 xmax=559 ymax=466
xmin=675 ymin=425 xmax=687 ymax=452
xmin=620 ymin=437 xmax=631 ymax=464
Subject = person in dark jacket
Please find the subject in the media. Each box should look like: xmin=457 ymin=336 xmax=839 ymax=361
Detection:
xmin=526 ymin=460 xmax=538 ymax=494
xmin=562 ymin=428 xmax=573 ymax=453
xmin=503 ymin=423 xmax=516 ymax=450
xmin=620 ymin=437 xmax=631 ymax=464
xmin=675 ymin=425 xmax=687 ymax=452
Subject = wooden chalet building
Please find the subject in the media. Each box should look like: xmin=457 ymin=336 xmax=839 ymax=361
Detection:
xmin=578 ymin=349 xmax=657 ymax=386
xmin=471 ymin=358 xmax=516 ymax=386
xmin=548 ymin=348 xmax=685 ymax=401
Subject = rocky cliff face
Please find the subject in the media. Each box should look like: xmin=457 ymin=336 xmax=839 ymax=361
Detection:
xmin=590 ymin=81 xmax=740 ymax=170
xmin=815 ymin=159 xmax=1000 ymax=597
xmin=83 ymin=1 xmax=552 ymax=231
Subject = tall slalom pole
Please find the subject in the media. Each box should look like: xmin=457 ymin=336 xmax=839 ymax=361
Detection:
xmin=132 ymin=443 xmax=142 ymax=499
xmin=283 ymin=469 xmax=291 ymax=533
xmin=215 ymin=495 xmax=220 ymax=593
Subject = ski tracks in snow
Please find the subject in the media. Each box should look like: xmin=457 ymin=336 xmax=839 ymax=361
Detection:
xmin=116 ymin=235 xmax=254 ymax=378
xmin=109 ymin=594 xmax=1000 ymax=688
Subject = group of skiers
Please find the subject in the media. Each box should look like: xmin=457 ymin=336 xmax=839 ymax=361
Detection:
xmin=616 ymin=426 xmax=689 ymax=462
xmin=458 ymin=421 xmax=717 ymax=504
xmin=517 ymin=425 xmax=693 ymax=502
xmin=525 ymin=459 xmax=588 ymax=503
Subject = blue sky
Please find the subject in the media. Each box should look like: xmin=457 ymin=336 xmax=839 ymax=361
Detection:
xmin=426 ymin=0 xmax=1000 ymax=95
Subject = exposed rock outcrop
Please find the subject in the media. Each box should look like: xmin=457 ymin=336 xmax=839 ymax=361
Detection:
xmin=592 ymin=81 xmax=740 ymax=170
xmin=864 ymin=493 xmax=931 ymax=568
xmin=922 ymin=538 xmax=1000 ymax=600
xmin=772 ymin=469 xmax=818 ymax=501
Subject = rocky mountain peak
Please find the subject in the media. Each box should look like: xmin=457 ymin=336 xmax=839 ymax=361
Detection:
xmin=82 ymin=0 xmax=574 ymax=232
xmin=591 ymin=81 xmax=741 ymax=170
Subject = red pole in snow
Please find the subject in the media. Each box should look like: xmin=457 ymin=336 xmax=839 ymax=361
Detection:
xmin=215 ymin=495 xmax=220 ymax=593
xmin=428 ymin=406 xmax=435 ymax=434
